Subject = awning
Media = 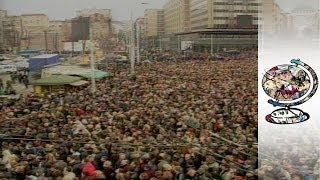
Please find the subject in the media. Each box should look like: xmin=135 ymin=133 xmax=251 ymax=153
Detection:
xmin=69 ymin=80 xmax=89 ymax=86
xmin=79 ymin=70 xmax=111 ymax=79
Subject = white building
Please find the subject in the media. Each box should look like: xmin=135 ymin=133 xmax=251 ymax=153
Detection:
xmin=291 ymin=7 xmax=318 ymax=39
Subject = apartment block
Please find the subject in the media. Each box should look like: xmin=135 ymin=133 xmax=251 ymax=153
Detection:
xmin=189 ymin=0 xmax=261 ymax=31
xmin=144 ymin=9 xmax=165 ymax=37
xmin=163 ymin=0 xmax=190 ymax=34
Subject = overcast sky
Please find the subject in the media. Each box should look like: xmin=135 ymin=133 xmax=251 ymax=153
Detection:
xmin=275 ymin=0 xmax=319 ymax=12
xmin=0 ymin=0 xmax=318 ymax=21
xmin=0 ymin=0 xmax=168 ymax=21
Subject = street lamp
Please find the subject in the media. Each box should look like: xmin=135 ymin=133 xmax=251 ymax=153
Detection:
xmin=130 ymin=2 xmax=151 ymax=71
xmin=137 ymin=2 xmax=151 ymax=64
xmin=130 ymin=10 xmax=135 ymax=75
xmin=176 ymin=0 xmax=187 ymax=53
xmin=89 ymin=21 xmax=96 ymax=94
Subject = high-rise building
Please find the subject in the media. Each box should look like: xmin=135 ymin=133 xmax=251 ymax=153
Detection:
xmin=190 ymin=0 xmax=260 ymax=31
xmin=143 ymin=9 xmax=165 ymax=51
xmin=163 ymin=0 xmax=190 ymax=35
xmin=291 ymin=7 xmax=318 ymax=39
xmin=262 ymin=0 xmax=287 ymax=35
xmin=0 ymin=10 xmax=8 ymax=49
xmin=144 ymin=9 xmax=165 ymax=37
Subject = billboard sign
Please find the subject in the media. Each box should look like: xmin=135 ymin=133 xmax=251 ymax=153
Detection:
xmin=181 ymin=41 xmax=193 ymax=51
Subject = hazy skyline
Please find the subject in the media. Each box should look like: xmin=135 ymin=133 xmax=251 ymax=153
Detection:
xmin=0 ymin=0 xmax=319 ymax=21
xmin=275 ymin=0 xmax=319 ymax=12
xmin=0 ymin=0 xmax=167 ymax=21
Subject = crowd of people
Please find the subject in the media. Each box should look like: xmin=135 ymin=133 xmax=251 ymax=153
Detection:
xmin=0 ymin=71 xmax=29 ymax=95
xmin=0 ymin=52 xmax=258 ymax=179
xmin=258 ymin=128 xmax=320 ymax=180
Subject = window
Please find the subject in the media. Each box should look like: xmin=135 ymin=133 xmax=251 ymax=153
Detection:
xmin=214 ymin=17 xmax=229 ymax=20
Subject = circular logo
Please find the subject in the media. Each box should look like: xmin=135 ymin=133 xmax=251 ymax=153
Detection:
xmin=262 ymin=64 xmax=311 ymax=102
xmin=262 ymin=59 xmax=318 ymax=124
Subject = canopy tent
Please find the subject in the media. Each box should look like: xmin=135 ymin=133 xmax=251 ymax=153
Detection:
xmin=79 ymin=70 xmax=112 ymax=79
xmin=31 ymin=75 xmax=82 ymax=86
xmin=70 ymin=80 xmax=89 ymax=86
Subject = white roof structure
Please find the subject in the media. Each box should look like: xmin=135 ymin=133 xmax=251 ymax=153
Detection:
xmin=31 ymin=54 xmax=59 ymax=59
xmin=41 ymin=65 xmax=96 ymax=78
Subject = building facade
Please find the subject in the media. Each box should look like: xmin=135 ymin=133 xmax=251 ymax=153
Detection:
xmin=159 ymin=0 xmax=260 ymax=52
xmin=189 ymin=0 xmax=261 ymax=31
xmin=144 ymin=9 xmax=165 ymax=37
xmin=2 ymin=15 xmax=23 ymax=51
xmin=21 ymin=14 xmax=50 ymax=32
xmin=291 ymin=7 xmax=319 ymax=39
xmin=0 ymin=10 xmax=8 ymax=50
xmin=262 ymin=0 xmax=288 ymax=36
xmin=144 ymin=9 xmax=165 ymax=51
xmin=90 ymin=13 xmax=112 ymax=40
xmin=164 ymin=0 xmax=190 ymax=35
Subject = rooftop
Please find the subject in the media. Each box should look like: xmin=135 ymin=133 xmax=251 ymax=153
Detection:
xmin=31 ymin=75 xmax=82 ymax=86
xmin=31 ymin=54 xmax=59 ymax=59
xmin=21 ymin=13 xmax=47 ymax=16
xmin=42 ymin=65 xmax=111 ymax=79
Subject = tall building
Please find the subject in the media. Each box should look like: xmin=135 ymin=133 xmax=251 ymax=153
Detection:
xmin=144 ymin=9 xmax=165 ymax=37
xmin=159 ymin=0 xmax=260 ymax=52
xmin=262 ymin=0 xmax=287 ymax=35
xmin=144 ymin=9 xmax=165 ymax=51
xmin=0 ymin=10 xmax=8 ymax=49
xmin=21 ymin=14 xmax=50 ymax=32
xmin=76 ymin=8 xmax=112 ymax=19
xmin=2 ymin=15 xmax=23 ymax=51
xmin=163 ymin=0 xmax=190 ymax=34
xmin=291 ymin=7 xmax=319 ymax=39
xmin=192 ymin=0 xmax=260 ymax=30
xmin=90 ymin=13 xmax=112 ymax=40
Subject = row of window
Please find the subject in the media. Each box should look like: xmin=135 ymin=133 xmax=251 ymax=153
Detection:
xmin=213 ymin=17 xmax=259 ymax=20
xmin=214 ymin=2 xmax=261 ymax=6
xmin=199 ymin=34 xmax=257 ymax=38
xmin=214 ymin=9 xmax=260 ymax=13
xmin=211 ymin=24 xmax=259 ymax=28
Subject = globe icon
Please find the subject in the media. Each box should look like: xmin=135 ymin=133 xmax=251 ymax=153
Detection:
xmin=262 ymin=59 xmax=318 ymax=124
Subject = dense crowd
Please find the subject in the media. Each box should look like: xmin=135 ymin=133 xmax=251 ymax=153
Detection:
xmin=258 ymin=128 xmax=320 ymax=180
xmin=1 ymin=52 xmax=258 ymax=179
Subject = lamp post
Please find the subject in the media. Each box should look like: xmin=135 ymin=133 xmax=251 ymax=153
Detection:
xmin=129 ymin=3 xmax=149 ymax=75
xmin=210 ymin=34 xmax=213 ymax=56
xmin=137 ymin=2 xmax=151 ymax=64
xmin=136 ymin=20 xmax=141 ymax=64
xmin=90 ymin=22 xmax=96 ymax=94
xmin=176 ymin=0 xmax=187 ymax=53
xmin=130 ymin=11 xmax=135 ymax=75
